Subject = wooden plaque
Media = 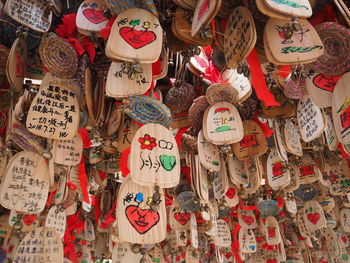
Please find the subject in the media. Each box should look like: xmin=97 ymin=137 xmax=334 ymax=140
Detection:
xmin=45 ymin=205 xmax=67 ymax=238
xmin=264 ymin=216 xmax=281 ymax=245
xmin=197 ymin=130 xmax=220 ymax=172
xmin=227 ymin=157 xmax=249 ymax=187
xmin=302 ymin=200 xmax=326 ymax=232
xmin=26 ymin=84 xmax=80 ymax=140
xmin=297 ymin=153 xmax=320 ymax=184
xmin=14 ymin=227 xmax=63 ymax=263
xmin=106 ymin=61 xmax=152 ymax=99
xmin=191 ymin=0 xmax=218 ymax=37
xmin=169 ymin=199 xmax=191 ymax=231
xmin=264 ymin=0 xmax=312 ymax=18
xmin=221 ymin=68 xmax=252 ymax=103
xmin=267 ymin=148 xmax=290 ymax=190
xmin=214 ymin=219 xmax=231 ymax=247
xmin=238 ymin=208 xmax=257 ymax=229
xmin=0 ymin=151 xmax=49 ymax=213
xmin=116 ymin=176 xmax=166 ymax=244
xmin=239 ymin=227 xmax=257 ymax=253
xmin=52 ymin=134 xmax=83 ymax=166
xmin=203 ymin=101 xmax=244 ymax=145
xmin=129 ymin=123 xmax=180 ymax=188
xmin=106 ymin=8 xmax=163 ymax=63
xmin=283 ymin=119 xmax=303 ymax=156
xmin=5 ymin=0 xmax=52 ymax=32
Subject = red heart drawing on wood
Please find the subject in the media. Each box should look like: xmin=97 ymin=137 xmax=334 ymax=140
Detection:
xmin=22 ymin=214 xmax=37 ymax=226
xmin=312 ymin=74 xmax=340 ymax=92
xmin=267 ymin=259 xmax=277 ymax=263
xmin=125 ymin=205 xmax=159 ymax=234
xmin=241 ymin=215 xmax=254 ymax=225
xmin=174 ymin=212 xmax=190 ymax=225
xmin=341 ymin=236 xmax=348 ymax=243
xmin=307 ymin=212 xmax=320 ymax=225
xmin=119 ymin=27 xmax=156 ymax=49
xmin=82 ymin=8 xmax=107 ymax=24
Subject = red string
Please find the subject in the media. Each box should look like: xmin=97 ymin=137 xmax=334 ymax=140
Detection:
xmin=78 ymin=156 xmax=90 ymax=204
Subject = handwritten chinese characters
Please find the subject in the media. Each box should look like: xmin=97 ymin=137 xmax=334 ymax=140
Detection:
xmin=5 ymin=0 xmax=52 ymax=32
xmin=0 ymin=151 xmax=49 ymax=213
xmin=26 ymin=84 xmax=80 ymax=140
xmin=130 ymin=123 xmax=180 ymax=188
xmin=13 ymin=227 xmax=63 ymax=263
xmin=214 ymin=219 xmax=231 ymax=247
xmin=53 ymin=134 xmax=83 ymax=166
xmin=45 ymin=205 xmax=66 ymax=238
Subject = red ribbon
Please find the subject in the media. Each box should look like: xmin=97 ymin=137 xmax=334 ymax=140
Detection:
xmin=252 ymin=116 xmax=274 ymax=138
xmin=246 ymin=48 xmax=280 ymax=107
xmin=78 ymin=156 xmax=90 ymax=204
xmin=100 ymin=16 xmax=117 ymax=40
xmin=338 ymin=143 xmax=349 ymax=159
xmin=231 ymin=224 xmax=242 ymax=263
xmin=67 ymin=180 xmax=78 ymax=191
xmin=78 ymin=128 xmax=92 ymax=149
xmin=120 ymin=147 xmax=131 ymax=177
xmin=99 ymin=201 xmax=117 ymax=229
xmin=174 ymin=127 xmax=189 ymax=148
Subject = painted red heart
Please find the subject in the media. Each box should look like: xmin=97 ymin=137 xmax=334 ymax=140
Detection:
xmin=267 ymin=259 xmax=277 ymax=263
xmin=341 ymin=236 xmax=348 ymax=243
xmin=225 ymin=188 xmax=236 ymax=199
xmin=174 ymin=212 xmax=190 ymax=225
xmin=241 ymin=215 xmax=254 ymax=225
xmin=194 ymin=55 xmax=208 ymax=68
xmin=125 ymin=205 xmax=159 ymax=234
xmin=82 ymin=8 xmax=107 ymax=24
xmin=312 ymin=74 xmax=340 ymax=92
xmin=22 ymin=214 xmax=37 ymax=226
xmin=119 ymin=27 xmax=156 ymax=49
xmin=307 ymin=212 xmax=320 ymax=225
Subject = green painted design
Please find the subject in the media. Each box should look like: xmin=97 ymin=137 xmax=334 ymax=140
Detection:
xmin=130 ymin=19 xmax=140 ymax=26
xmin=271 ymin=0 xmax=309 ymax=9
xmin=281 ymin=45 xmax=323 ymax=54
xmin=240 ymin=173 xmax=248 ymax=179
xmin=153 ymin=258 xmax=161 ymax=262
xmin=215 ymin=126 xmax=232 ymax=132
xmin=211 ymin=161 xmax=219 ymax=166
xmin=160 ymin=155 xmax=176 ymax=171
xmin=342 ymin=254 xmax=349 ymax=260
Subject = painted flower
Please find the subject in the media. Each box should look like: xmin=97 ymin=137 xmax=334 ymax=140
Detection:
xmin=138 ymin=134 xmax=157 ymax=150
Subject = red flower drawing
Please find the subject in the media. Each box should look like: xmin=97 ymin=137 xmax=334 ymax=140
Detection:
xmin=138 ymin=134 xmax=157 ymax=150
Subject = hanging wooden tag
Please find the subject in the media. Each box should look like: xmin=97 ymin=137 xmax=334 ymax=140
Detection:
xmin=45 ymin=205 xmax=67 ymax=238
xmin=239 ymin=227 xmax=257 ymax=253
xmin=169 ymin=199 xmax=191 ymax=231
xmin=84 ymin=217 xmax=95 ymax=241
xmin=267 ymin=148 xmax=290 ymax=190
xmin=332 ymin=72 xmax=350 ymax=145
xmin=227 ymin=157 xmax=249 ymax=187
xmin=302 ymin=200 xmax=326 ymax=232
xmin=189 ymin=47 xmax=209 ymax=76
xmin=324 ymin=113 xmax=339 ymax=151
xmin=0 ymin=151 xmax=49 ymax=213
xmin=197 ymin=130 xmax=221 ymax=172
xmin=285 ymin=193 xmax=297 ymax=214
xmin=26 ymin=84 xmax=80 ymax=140
xmin=186 ymin=245 xmax=199 ymax=263
xmin=265 ymin=18 xmax=323 ymax=64
xmin=195 ymin=156 xmax=209 ymax=202
xmin=0 ymin=150 xmax=7 ymax=178
xmin=5 ymin=0 xmax=52 ymax=32
xmin=116 ymin=176 xmax=166 ymax=244
xmin=221 ymin=68 xmax=252 ymax=103
xmin=238 ymin=209 xmax=258 ymax=229
xmin=298 ymin=153 xmax=320 ymax=184
xmin=190 ymin=213 xmax=199 ymax=248
xmin=284 ymin=164 xmax=300 ymax=192
xmin=203 ymin=101 xmax=244 ymax=145
xmin=52 ymin=134 xmax=83 ymax=166
xmin=297 ymin=96 xmax=325 ymax=142
xmin=191 ymin=0 xmax=220 ymax=37
xmin=106 ymin=61 xmax=152 ymax=99
xmin=306 ymin=72 xmax=340 ymax=108
xmin=224 ymin=6 xmax=256 ymax=69
xmin=213 ymin=158 xmax=229 ymax=199
xmin=233 ymin=120 xmax=268 ymax=160
xmin=224 ymin=186 xmax=240 ymax=207
xmin=214 ymin=219 xmax=231 ymax=247
xmin=263 ymin=0 xmax=312 ymax=18
xmin=315 ymin=195 xmax=335 ymax=212
xmin=6 ymin=37 xmax=27 ymax=92
xmin=205 ymin=83 xmax=239 ymax=105
xmin=129 ymin=123 xmax=180 ymax=188
xmin=324 ymin=227 xmax=342 ymax=259
xmin=14 ymin=227 xmax=63 ymax=263
xmin=55 ymin=172 xmax=67 ymax=205
xmin=264 ymin=216 xmax=281 ymax=245
xmin=76 ymin=0 xmax=108 ymax=36
xmin=75 ymin=244 xmax=91 ymax=263
xmin=340 ymin=208 xmax=350 ymax=233
xmin=106 ymin=8 xmax=163 ymax=63
xmin=283 ymin=119 xmax=303 ymax=156
xmin=112 ymin=243 xmax=144 ymax=262
xmin=273 ymin=121 xmax=288 ymax=161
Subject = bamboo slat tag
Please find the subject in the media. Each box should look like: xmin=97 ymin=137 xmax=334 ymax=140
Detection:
xmin=0 ymin=151 xmax=49 ymax=213
xmin=129 ymin=123 xmax=180 ymax=188
xmin=195 ymin=156 xmax=209 ymax=202
xmin=169 ymin=199 xmax=191 ymax=231
xmin=340 ymin=208 xmax=350 ymax=233
xmin=189 ymin=47 xmax=209 ymax=76
xmin=265 ymin=18 xmax=323 ymax=64
xmin=284 ymin=164 xmax=300 ymax=192
xmin=324 ymin=114 xmax=339 ymax=151
xmin=283 ymin=119 xmax=303 ymax=156
xmin=0 ymin=151 xmax=7 ymax=178
xmin=297 ymin=96 xmax=325 ymax=143
xmin=52 ymin=134 xmax=83 ymax=166
xmin=239 ymin=227 xmax=257 ymax=253
xmin=273 ymin=121 xmax=288 ymax=161
xmin=191 ymin=0 xmax=219 ymax=37
xmin=302 ymin=200 xmax=326 ymax=232
xmin=203 ymin=101 xmax=244 ymax=145
xmin=190 ymin=213 xmax=199 ymax=248
xmin=14 ymin=227 xmax=63 ymax=263
xmin=106 ymin=8 xmax=163 ymax=63
xmin=197 ymin=130 xmax=220 ymax=172
xmin=332 ymin=73 xmax=350 ymax=145
xmin=116 ymin=176 xmax=166 ymax=244
xmin=233 ymin=120 xmax=268 ymax=160
xmin=106 ymin=61 xmax=152 ymax=99
xmin=6 ymin=38 xmax=27 ymax=92
xmin=5 ymin=0 xmax=52 ymax=32
xmin=214 ymin=219 xmax=231 ymax=247
xmin=45 ymin=205 xmax=67 ymax=238
xmin=227 ymin=157 xmax=249 ymax=187
xmin=297 ymin=154 xmax=320 ymax=184
xmin=76 ymin=0 xmax=108 ymax=36
xmin=267 ymin=148 xmax=290 ymax=190
xmin=263 ymin=0 xmax=312 ymax=18
xmin=26 ymin=84 xmax=80 ymax=140
xmin=221 ymin=68 xmax=252 ymax=103
xmin=224 ymin=6 xmax=256 ymax=69
xmin=324 ymin=227 xmax=342 ymax=258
